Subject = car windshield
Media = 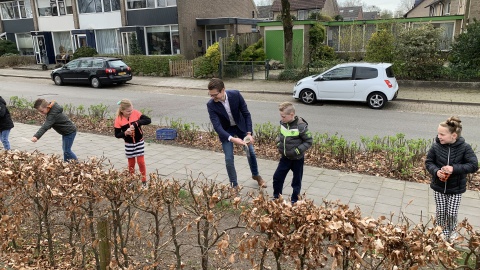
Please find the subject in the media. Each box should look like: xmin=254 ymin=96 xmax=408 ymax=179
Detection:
xmin=108 ymin=60 xmax=128 ymax=68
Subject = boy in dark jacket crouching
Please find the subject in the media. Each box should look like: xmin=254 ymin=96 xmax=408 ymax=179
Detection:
xmin=273 ymin=102 xmax=313 ymax=203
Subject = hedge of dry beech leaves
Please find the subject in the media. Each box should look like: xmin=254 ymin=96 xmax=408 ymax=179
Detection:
xmin=1 ymin=108 xmax=480 ymax=269
xmin=1 ymin=150 xmax=479 ymax=270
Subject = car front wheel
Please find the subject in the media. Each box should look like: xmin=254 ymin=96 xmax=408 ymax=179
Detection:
xmin=300 ymin=89 xmax=316 ymax=104
xmin=90 ymin=76 xmax=101 ymax=88
xmin=53 ymin=74 xmax=63 ymax=86
xmin=367 ymin=92 xmax=387 ymax=109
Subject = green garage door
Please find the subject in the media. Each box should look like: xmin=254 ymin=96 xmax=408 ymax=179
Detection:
xmin=265 ymin=29 xmax=304 ymax=67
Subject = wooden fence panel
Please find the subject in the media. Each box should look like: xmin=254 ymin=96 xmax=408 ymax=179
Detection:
xmin=169 ymin=60 xmax=194 ymax=77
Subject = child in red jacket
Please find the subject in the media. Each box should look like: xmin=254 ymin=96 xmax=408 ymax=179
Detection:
xmin=114 ymin=99 xmax=151 ymax=188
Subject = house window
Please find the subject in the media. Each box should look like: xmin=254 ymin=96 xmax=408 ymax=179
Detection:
xmin=205 ymin=27 xmax=227 ymax=48
xmin=96 ymin=29 xmax=120 ymax=54
xmin=127 ymin=0 xmax=175 ymax=9
xmin=37 ymin=0 xmax=73 ymax=16
xmin=444 ymin=1 xmax=450 ymax=15
xmin=53 ymin=31 xmax=73 ymax=55
xmin=15 ymin=33 xmax=34 ymax=55
xmin=297 ymin=9 xmax=307 ymax=20
xmin=0 ymin=0 xmax=32 ymax=19
xmin=78 ymin=0 xmax=119 ymax=13
xmin=145 ymin=25 xmax=180 ymax=55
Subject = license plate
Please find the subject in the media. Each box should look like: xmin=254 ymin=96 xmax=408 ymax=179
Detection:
xmin=118 ymin=72 xmax=126 ymax=75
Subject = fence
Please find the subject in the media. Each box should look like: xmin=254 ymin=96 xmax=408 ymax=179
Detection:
xmin=220 ymin=60 xmax=270 ymax=80
xmin=218 ymin=32 xmax=261 ymax=63
xmin=169 ymin=59 xmax=193 ymax=77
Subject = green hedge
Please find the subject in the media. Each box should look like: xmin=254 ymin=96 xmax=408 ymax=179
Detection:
xmin=100 ymin=54 xmax=184 ymax=76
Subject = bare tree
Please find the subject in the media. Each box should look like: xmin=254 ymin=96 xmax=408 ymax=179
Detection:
xmin=338 ymin=0 xmax=365 ymax=7
xmin=364 ymin=5 xmax=381 ymax=12
xmin=280 ymin=0 xmax=294 ymax=68
xmin=395 ymin=0 xmax=415 ymax=17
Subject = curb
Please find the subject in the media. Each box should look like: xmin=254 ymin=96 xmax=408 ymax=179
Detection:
xmin=4 ymin=73 xmax=480 ymax=106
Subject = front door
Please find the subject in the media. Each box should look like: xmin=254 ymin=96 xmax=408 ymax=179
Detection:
xmin=32 ymin=35 xmax=47 ymax=64
xmin=121 ymin=32 xmax=134 ymax=55
xmin=73 ymin=34 xmax=87 ymax=51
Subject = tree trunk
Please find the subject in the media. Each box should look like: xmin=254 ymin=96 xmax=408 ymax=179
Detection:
xmin=281 ymin=0 xmax=294 ymax=69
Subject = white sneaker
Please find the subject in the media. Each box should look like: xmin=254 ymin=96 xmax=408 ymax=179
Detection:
xmin=449 ymin=232 xmax=458 ymax=243
xmin=141 ymin=182 xmax=148 ymax=190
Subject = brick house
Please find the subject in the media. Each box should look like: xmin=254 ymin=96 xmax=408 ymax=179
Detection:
xmin=405 ymin=0 xmax=479 ymax=24
xmin=270 ymin=0 xmax=339 ymax=20
xmin=0 ymin=0 xmax=261 ymax=63
xmin=338 ymin=6 xmax=363 ymax=21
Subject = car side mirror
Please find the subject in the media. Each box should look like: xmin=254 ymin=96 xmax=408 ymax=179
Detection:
xmin=63 ymin=66 xmax=69 ymax=70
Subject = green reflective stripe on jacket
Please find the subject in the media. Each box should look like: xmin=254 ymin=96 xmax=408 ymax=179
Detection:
xmin=280 ymin=125 xmax=299 ymax=137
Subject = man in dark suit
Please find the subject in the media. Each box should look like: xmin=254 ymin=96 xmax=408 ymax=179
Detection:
xmin=207 ymin=78 xmax=266 ymax=188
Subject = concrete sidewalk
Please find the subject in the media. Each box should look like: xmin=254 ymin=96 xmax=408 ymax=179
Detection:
xmin=2 ymin=67 xmax=480 ymax=105
xmin=8 ymin=122 xmax=480 ymax=230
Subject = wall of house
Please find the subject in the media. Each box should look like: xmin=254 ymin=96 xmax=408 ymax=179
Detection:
xmin=177 ymin=0 xmax=257 ymax=59
xmin=37 ymin=16 xmax=75 ymax=31
xmin=322 ymin=0 xmax=339 ymax=18
xmin=2 ymin=19 xmax=35 ymax=33
xmin=468 ymin=0 xmax=480 ymax=21
xmin=450 ymin=0 xmax=463 ymax=15
xmin=406 ymin=0 xmax=435 ymax=17
xmin=126 ymin=7 xmax=177 ymax=26
xmin=78 ymin=12 xmax=122 ymax=29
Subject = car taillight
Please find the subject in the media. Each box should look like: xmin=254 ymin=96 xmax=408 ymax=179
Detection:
xmin=126 ymin=67 xmax=131 ymax=71
xmin=384 ymin=80 xmax=393 ymax=88
xmin=105 ymin=68 xmax=116 ymax=74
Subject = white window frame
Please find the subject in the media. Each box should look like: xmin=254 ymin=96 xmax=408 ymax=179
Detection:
xmin=36 ymin=0 xmax=72 ymax=16
xmin=0 ymin=0 xmax=32 ymax=20
xmin=144 ymin=24 xmax=179 ymax=55
xmin=126 ymin=0 xmax=176 ymax=10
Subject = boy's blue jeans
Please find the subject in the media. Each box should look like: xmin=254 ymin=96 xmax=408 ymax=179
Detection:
xmin=1 ymin=129 xmax=11 ymax=150
xmin=221 ymin=127 xmax=259 ymax=187
xmin=62 ymin=132 xmax=78 ymax=161
xmin=273 ymin=156 xmax=304 ymax=203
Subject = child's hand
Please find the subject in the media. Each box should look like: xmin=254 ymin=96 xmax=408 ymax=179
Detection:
xmin=31 ymin=137 xmax=38 ymax=143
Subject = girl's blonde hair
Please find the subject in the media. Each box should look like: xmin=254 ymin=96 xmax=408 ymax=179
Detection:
xmin=116 ymin=99 xmax=133 ymax=119
xmin=440 ymin=116 xmax=462 ymax=137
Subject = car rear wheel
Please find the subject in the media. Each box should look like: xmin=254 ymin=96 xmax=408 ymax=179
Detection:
xmin=53 ymin=74 xmax=63 ymax=86
xmin=367 ymin=92 xmax=387 ymax=109
xmin=90 ymin=76 xmax=101 ymax=88
xmin=300 ymin=89 xmax=316 ymax=104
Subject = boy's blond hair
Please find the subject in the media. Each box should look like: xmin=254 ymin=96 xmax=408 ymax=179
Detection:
xmin=278 ymin=102 xmax=295 ymax=115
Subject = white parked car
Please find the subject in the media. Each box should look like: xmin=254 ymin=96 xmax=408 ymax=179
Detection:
xmin=293 ymin=62 xmax=399 ymax=109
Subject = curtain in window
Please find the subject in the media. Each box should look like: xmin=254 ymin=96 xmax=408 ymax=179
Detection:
xmin=96 ymin=29 xmax=119 ymax=54
xmin=16 ymin=33 xmax=34 ymax=55
xmin=53 ymin=31 xmax=73 ymax=55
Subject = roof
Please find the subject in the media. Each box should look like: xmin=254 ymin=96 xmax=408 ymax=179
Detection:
xmin=196 ymin=18 xmax=265 ymax=26
xmin=363 ymin=11 xmax=379 ymax=20
xmin=271 ymin=0 xmax=326 ymax=11
xmin=257 ymin=5 xmax=272 ymax=19
xmin=339 ymin=6 xmax=362 ymax=19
